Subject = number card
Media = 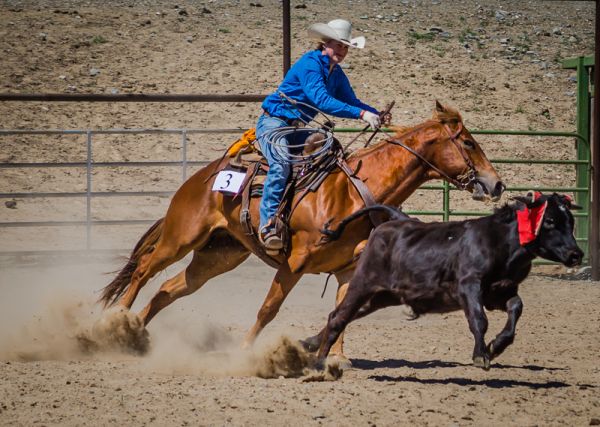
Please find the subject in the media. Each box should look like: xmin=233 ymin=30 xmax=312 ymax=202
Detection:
xmin=212 ymin=170 xmax=247 ymax=195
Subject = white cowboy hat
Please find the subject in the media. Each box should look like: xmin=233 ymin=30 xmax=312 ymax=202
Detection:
xmin=308 ymin=19 xmax=366 ymax=49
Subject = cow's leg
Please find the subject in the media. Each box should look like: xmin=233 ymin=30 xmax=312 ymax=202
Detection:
xmin=486 ymin=295 xmax=523 ymax=360
xmin=298 ymin=268 xmax=353 ymax=355
xmin=242 ymin=261 xmax=302 ymax=348
xmin=352 ymin=291 xmax=402 ymax=320
xmin=317 ymin=285 xmax=371 ymax=362
xmin=300 ymin=288 xmax=400 ymax=355
xmin=458 ymin=278 xmax=490 ymax=370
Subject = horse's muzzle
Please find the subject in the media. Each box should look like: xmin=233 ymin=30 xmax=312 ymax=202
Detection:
xmin=472 ymin=178 xmax=505 ymax=202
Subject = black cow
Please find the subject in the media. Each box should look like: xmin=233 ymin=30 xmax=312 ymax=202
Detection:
xmin=316 ymin=192 xmax=583 ymax=370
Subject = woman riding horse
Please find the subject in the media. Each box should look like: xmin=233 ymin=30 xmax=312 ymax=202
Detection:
xmin=257 ymin=19 xmax=389 ymax=252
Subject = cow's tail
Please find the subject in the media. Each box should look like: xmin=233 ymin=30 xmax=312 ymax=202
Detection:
xmin=320 ymin=205 xmax=409 ymax=243
xmin=99 ymin=218 xmax=165 ymax=308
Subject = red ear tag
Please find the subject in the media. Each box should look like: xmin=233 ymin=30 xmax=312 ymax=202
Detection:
xmin=517 ymin=201 xmax=548 ymax=245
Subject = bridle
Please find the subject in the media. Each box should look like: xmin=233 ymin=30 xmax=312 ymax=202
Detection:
xmin=382 ymin=121 xmax=478 ymax=191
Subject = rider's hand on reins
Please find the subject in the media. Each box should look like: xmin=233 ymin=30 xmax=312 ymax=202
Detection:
xmin=361 ymin=110 xmax=381 ymax=129
xmin=380 ymin=111 xmax=392 ymax=126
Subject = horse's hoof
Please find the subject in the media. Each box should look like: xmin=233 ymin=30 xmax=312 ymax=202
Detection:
xmin=329 ymin=354 xmax=353 ymax=370
xmin=473 ymin=356 xmax=491 ymax=371
xmin=87 ymin=307 xmax=151 ymax=355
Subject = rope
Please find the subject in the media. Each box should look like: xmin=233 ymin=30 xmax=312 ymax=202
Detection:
xmin=263 ymin=126 xmax=335 ymax=165
xmin=260 ymin=91 xmax=336 ymax=165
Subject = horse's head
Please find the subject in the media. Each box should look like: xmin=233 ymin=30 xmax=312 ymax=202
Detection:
xmin=427 ymin=101 xmax=505 ymax=201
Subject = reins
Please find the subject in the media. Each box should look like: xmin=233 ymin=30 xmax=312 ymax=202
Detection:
xmin=343 ymin=101 xmax=396 ymax=152
xmin=380 ymin=121 xmax=477 ymax=191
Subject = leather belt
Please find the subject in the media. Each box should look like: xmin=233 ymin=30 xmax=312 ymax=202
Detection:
xmin=263 ymin=110 xmax=304 ymax=127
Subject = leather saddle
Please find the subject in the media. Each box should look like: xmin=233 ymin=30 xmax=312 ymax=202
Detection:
xmin=218 ymin=131 xmax=379 ymax=267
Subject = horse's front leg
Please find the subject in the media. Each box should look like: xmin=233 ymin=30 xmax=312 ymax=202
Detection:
xmin=458 ymin=277 xmax=490 ymax=370
xmin=328 ymin=280 xmax=351 ymax=359
xmin=242 ymin=261 xmax=303 ymax=348
xmin=487 ymin=295 xmax=523 ymax=360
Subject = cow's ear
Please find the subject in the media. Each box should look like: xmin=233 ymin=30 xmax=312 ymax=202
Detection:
xmin=555 ymin=193 xmax=582 ymax=210
xmin=563 ymin=196 xmax=583 ymax=210
xmin=512 ymin=196 xmax=532 ymax=206
xmin=435 ymin=100 xmax=445 ymax=112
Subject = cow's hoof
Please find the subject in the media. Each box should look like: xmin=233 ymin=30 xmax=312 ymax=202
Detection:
xmin=402 ymin=305 xmax=419 ymax=321
xmin=487 ymin=342 xmax=496 ymax=358
xmin=473 ymin=356 xmax=491 ymax=371
xmin=302 ymin=358 xmax=344 ymax=382
xmin=314 ymin=358 xmax=326 ymax=371
xmin=299 ymin=335 xmax=321 ymax=353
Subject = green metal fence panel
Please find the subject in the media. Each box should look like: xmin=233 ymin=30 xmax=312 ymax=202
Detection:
xmin=563 ymin=56 xmax=592 ymax=256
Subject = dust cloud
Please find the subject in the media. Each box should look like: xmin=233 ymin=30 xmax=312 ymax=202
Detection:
xmin=0 ymin=254 xmax=336 ymax=380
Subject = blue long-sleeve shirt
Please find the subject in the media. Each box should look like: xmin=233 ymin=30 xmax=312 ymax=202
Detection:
xmin=261 ymin=49 xmax=379 ymax=122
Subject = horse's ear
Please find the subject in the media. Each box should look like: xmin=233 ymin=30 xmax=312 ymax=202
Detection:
xmin=435 ymin=100 xmax=445 ymax=112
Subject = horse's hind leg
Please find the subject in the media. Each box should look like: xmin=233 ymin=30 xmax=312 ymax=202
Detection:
xmin=118 ymin=240 xmax=192 ymax=310
xmin=139 ymin=231 xmax=250 ymax=325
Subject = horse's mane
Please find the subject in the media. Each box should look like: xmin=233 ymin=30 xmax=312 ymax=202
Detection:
xmin=346 ymin=123 xmax=425 ymax=159
xmin=347 ymin=104 xmax=463 ymax=160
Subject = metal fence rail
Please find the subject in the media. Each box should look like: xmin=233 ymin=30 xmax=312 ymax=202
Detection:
xmin=0 ymin=128 xmax=242 ymax=250
xmin=0 ymin=127 xmax=590 ymax=257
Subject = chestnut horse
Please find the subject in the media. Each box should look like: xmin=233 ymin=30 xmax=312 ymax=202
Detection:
xmin=100 ymin=102 xmax=504 ymax=358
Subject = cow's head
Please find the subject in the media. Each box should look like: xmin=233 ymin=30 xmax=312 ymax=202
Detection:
xmin=513 ymin=192 xmax=584 ymax=267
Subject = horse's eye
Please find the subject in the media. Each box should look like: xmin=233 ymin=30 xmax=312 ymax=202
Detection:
xmin=463 ymin=139 xmax=475 ymax=149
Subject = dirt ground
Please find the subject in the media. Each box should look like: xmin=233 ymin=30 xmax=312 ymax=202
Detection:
xmin=1 ymin=0 xmax=599 ymax=426
xmin=0 ymin=256 xmax=599 ymax=426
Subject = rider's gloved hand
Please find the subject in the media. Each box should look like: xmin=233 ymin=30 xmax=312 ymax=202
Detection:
xmin=361 ymin=110 xmax=381 ymax=129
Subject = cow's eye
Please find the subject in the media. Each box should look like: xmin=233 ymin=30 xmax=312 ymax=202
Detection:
xmin=463 ymin=139 xmax=475 ymax=149
xmin=544 ymin=217 xmax=555 ymax=229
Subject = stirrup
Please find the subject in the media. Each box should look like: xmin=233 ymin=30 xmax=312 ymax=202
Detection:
xmin=259 ymin=224 xmax=283 ymax=255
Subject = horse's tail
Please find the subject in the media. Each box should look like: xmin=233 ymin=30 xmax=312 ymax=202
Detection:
xmin=99 ymin=217 xmax=165 ymax=308
xmin=320 ymin=205 xmax=409 ymax=243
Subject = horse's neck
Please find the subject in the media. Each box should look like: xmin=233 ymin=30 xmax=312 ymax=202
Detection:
xmin=348 ymin=133 xmax=433 ymax=205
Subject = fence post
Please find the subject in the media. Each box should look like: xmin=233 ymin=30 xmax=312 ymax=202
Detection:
xmin=574 ymin=57 xmax=591 ymax=256
xmin=86 ymin=130 xmax=92 ymax=250
xmin=442 ymin=180 xmax=450 ymax=222
xmin=182 ymin=129 xmax=188 ymax=182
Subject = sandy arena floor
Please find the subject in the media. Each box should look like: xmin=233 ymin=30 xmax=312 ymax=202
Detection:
xmin=1 ymin=0 xmax=599 ymax=425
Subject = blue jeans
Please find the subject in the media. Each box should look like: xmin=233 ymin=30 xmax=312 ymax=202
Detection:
xmin=256 ymin=114 xmax=308 ymax=229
